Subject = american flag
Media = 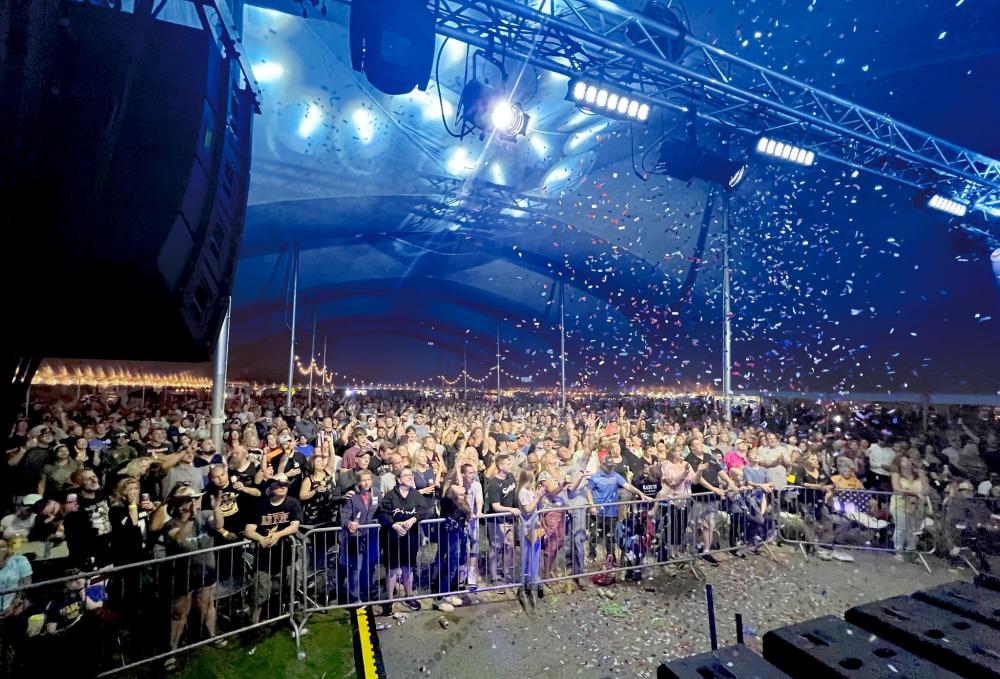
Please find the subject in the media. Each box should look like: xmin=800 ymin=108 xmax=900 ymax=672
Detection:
xmin=832 ymin=489 xmax=875 ymax=515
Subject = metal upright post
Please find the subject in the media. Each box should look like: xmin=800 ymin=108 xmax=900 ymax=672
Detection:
xmin=210 ymin=297 xmax=232 ymax=453
xmin=307 ymin=308 xmax=317 ymax=409
xmin=496 ymin=323 xmax=501 ymax=405
xmin=286 ymin=244 xmax=298 ymax=415
xmin=722 ymin=194 xmax=733 ymax=423
xmin=321 ymin=334 xmax=328 ymax=400
xmin=560 ymin=281 xmax=567 ymax=414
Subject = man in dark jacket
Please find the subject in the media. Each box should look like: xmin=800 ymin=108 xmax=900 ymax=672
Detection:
xmin=339 ymin=470 xmax=381 ymax=604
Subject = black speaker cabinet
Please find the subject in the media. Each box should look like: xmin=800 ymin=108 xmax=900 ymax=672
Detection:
xmin=845 ymin=596 xmax=1000 ymax=678
xmin=763 ymin=614 xmax=962 ymax=679
xmin=1 ymin=2 xmax=252 ymax=361
xmin=658 ymin=645 xmax=792 ymax=679
xmin=913 ymin=581 xmax=1000 ymax=630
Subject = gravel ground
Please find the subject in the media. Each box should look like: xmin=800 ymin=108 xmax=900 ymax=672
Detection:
xmin=377 ymin=547 xmax=969 ymax=678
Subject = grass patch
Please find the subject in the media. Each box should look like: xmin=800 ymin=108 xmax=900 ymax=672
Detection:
xmin=122 ymin=613 xmax=356 ymax=679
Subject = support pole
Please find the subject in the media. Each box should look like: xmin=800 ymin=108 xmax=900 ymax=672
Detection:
xmin=307 ymin=307 xmax=317 ymax=409
xmin=560 ymin=281 xmax=567 ymax=414
xmin=463 ymin=341 xmax=468 ymax=401
xmin=496 ymin=323 xmax=501 ymax=406
xmin=321 ymin=334 xmax=328 ymax=400
xmin=211 ymin=297 xmax=232 ymax=454
xmin=722 ymin=193 xmax=733 ymax=423
xmin=286 ymin=244 xmax=299 ymax=415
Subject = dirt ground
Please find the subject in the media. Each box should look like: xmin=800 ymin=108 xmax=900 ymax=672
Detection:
xmin=377 ymin=547 xmax=969 ymax=678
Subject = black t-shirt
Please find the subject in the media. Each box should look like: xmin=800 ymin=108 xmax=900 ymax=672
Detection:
xmin=635 ymin=475 xmax=659 ymax=499
xmin=205 ymin=483 xmax=250 ymax=535
xmin=793 ymin=465 xmax=832 ymax=505
xmin=484 ymin=474 xmax=517 ymax=520
xmin=686 ymin=452 xmax=724 ymax=494
xmin=230 ymin=461 xmax=259 ymax=489
xmin=250 ymin=496 xmax=303 ymax=572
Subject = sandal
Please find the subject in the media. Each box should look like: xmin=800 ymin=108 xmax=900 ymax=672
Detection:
xmin=164 ymin=657 xmax=178 ymax=672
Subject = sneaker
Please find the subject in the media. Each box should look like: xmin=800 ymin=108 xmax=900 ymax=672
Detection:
xmin=403 ymin=599 xmax=422 ymax=612
xmin=701 ymin=554 xmax=719 ymax=566
xmin=163 ymin=658 xmax=178 ymax=672
xmin=816 ymin=548 xmax=833 ymax=561
xmin=467 ymin=571 xmax=478 ymax=591
xmin=575 ymin=578 xmax=589 ymax=591
xmin=831 ymin=551 xmax=855 ymax=562
xmin=433 ymin=599 xmax=454 ymax=613
xmin=536 ymin=585 xmax=545 ymax=600
xmin=445 ymin=595 xmax=464 ymax=607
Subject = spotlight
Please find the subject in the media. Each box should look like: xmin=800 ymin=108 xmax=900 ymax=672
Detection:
xmin=992 ymin=247 xmax=1000 ymax=281
xmin=926 ymin=193 xmax=968 ymax=217
xmin=754 ymin=136 xmax=815 ymax=166
xmin=657 ymin=138 xmax=746 ymax=190
xmin=567 ymin=79 xmax=652 ymax=124
xmin=458 ymin=80 xmax=529 ymax=141
xmin=626 ymin=1 xmax=688 ymax=63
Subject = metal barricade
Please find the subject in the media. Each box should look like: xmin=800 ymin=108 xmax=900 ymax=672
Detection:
xmin=0 ymin=537 xmax=299 ymax=677
xmin=936 ymin=494 xmax=1000 ymax=575
xmin=776 ymin=485 xmax=936 ymax=572
xmin=529 ymin=490 xmax=779 ymax=589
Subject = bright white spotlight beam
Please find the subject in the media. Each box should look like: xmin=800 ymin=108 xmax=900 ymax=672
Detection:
xmin=927 ymin=194 xmax=968 ymax=217
xmin=754 ymin=136 xmax=815 ymax=166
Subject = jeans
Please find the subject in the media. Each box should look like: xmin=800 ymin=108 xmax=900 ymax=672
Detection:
xmin=340 ymin=531 xmax=378 ymax=604
xmin=434 ymin=525 xmax=467 ymax=594
xmin=566 ymin=511 xmax=587 ymax=575
xmin=520 ymin=516 xmax=542 ymax=586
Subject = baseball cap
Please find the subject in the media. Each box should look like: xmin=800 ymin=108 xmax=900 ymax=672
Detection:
xmin=169 ymin=484 xmax=205 ymax=499
xmin=21 ymin=493 xmax=43 ymax=506
xmin=267 ymin=475 xmax=290 ymax=492
xmin=278 ymin=433 xmax=293 ymax=445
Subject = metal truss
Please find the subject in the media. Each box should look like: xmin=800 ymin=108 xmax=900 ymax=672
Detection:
xmin=427 ymin=0 xmax=1000 ymax=215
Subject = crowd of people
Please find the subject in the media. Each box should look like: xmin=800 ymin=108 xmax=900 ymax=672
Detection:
xmin=1 ymin=389 xmax=999 ymax=673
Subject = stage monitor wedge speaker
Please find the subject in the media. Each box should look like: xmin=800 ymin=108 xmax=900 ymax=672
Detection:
xmin=658 ymin=645 xmax=792 ymax=679
xmin=845 ymin=595 xmax=1000 ymax=678
xmin=913 ymin=581 xmax=1000 ymax=630
xmin=763 ymin=614 xmax=963 ymax=679
xmin=0 ymin=2 xmax=253 ymax=361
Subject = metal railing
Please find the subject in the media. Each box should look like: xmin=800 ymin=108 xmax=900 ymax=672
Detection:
xmin=934 ymin=494 xmax=1000 ymax=575
xmin=0 ymin=536 xmax=300 ymax=677
xmin=776 ymin=485 xmax=937 ymax=572
xmin=4 ymin=486 xmax=959 ymax=673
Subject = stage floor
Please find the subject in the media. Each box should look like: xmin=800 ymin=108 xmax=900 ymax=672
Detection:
xmin=378 ymin=546 xmax=965 ymax=678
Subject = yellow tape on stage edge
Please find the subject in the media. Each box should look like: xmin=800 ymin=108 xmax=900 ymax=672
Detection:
xmin=355 ymin=607 xmax=381 ymax=678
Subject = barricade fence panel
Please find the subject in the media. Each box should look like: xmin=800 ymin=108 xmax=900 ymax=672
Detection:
xmin=935 ymin=494 xmax=1000 ymax=573
xmin=0 ymin=537 xmax=299 ymax=677
xmin=16 ymin=487 xmax=955 ymax=674
xmin=776 ymin=485 xmax=937 ymax=559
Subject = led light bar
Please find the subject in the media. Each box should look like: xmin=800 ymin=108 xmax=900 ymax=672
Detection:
xmin=754 ymin=136 xmax=815 ymax=166
xmin=568 ymin=80 xmax=650 ymax=123
xmin=927 ymin=193 xmax=968 ymax=217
